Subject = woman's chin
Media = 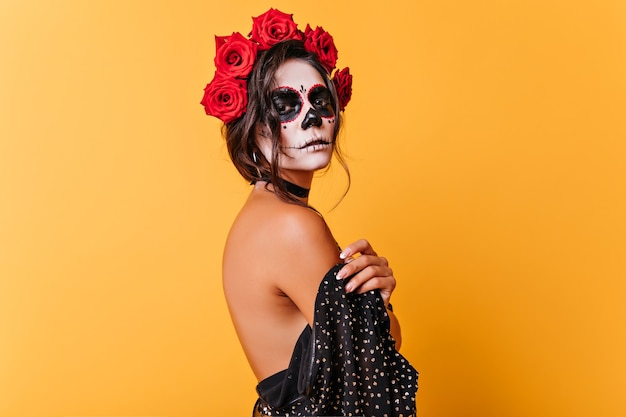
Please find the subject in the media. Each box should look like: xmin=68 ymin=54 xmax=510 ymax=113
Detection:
xmin=282 ymin=156 xmax=333 ymax=173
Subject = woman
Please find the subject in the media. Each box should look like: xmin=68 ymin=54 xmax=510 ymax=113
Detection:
xmin=202 ymin=9 xmax=417 ymax=417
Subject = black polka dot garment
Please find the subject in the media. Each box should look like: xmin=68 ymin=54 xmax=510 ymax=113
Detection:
xmin=254 ymin=264 xmax=418 ymax=417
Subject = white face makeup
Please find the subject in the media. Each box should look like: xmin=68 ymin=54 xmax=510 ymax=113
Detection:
xmin=258 ymin=59 xmax=336 ymax=179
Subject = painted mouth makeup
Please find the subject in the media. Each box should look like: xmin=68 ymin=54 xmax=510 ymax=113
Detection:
xmin=299 ymin=137 xmax=332 ymax=150
xmin=283 ymin=137 xmax=332 ymax=151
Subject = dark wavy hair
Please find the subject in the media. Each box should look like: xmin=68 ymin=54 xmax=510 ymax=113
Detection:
xmin=222 ymin=39 xmax=349 ymax=206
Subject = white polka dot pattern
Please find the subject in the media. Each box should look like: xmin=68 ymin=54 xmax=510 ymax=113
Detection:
xmin=253 ymin=264 xmax=418 ymax=417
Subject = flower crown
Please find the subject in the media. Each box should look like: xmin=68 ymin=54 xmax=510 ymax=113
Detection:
xmin=201 ymin=8 xmax=353 ymax=124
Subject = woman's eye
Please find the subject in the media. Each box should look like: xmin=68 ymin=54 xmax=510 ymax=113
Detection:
xmin=308 ymin=86 xmax=334 ymax=117
xmin=271 ymin=87 xmax=303 ymax=122
xmin=275 ymin=103 xmax=292 ymax=114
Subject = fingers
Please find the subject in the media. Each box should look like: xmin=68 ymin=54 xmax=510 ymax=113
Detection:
xmin=353 ymin=277 xmax=396 ymax=303
xmin=337 ymin=239 xmax=396 ymax=304
xmin=339 ymin=238 xmax=377 ymax=260
xmin=343 ymin=265 xmax=395 ymax=293
xmin=337 ymin=254 xmax=388 ymax=279
xmin=338 ymin=257 xmax=395 ymax=292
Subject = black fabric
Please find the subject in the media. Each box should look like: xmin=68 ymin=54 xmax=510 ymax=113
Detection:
xmin=255 ymin=327 xmax=312 ymax=408
xmin=254 ymin=264 xmax=418 ymax=417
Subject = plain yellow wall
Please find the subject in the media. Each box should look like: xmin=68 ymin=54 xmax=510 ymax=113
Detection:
xmin=1 ymin=0 xmax=625 ymax=416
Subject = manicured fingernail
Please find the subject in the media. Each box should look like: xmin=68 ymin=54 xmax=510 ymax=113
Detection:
xmin=345 ymin=282 xmax=354 ymax=292
xmin=339 ymin=250 xmax=350 ymax=259
xmin=336 ymin=271 xmax=344 ymax=280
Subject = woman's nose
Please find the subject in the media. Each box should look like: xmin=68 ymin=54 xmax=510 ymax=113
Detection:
xmin=301 ymin=108 xmax=323 ymax=129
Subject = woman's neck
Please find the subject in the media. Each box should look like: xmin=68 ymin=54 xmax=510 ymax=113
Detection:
xmin=280 ymin=171 xmax=314 ymax=190
xmin=280 ymin=178 xmax=310 ymax=198
xmin=253 ymin=177 xmax=311 ymax=203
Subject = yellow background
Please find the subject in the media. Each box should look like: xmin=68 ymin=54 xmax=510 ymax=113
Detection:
xmin=1 ymin=0 xmax=625 ymax=416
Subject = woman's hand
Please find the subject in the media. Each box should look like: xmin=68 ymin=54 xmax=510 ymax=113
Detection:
xmin=336 ymin=239 xmax=396 ymax=306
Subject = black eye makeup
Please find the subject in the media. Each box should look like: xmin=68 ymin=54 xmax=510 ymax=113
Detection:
xmin=308 ymin=84 xmax=335 ymax=118
xmin=271 ymin=87 xmax=302 ymax=122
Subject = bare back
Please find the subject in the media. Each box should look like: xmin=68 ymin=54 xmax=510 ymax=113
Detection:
xmin=222 ymin=183 xmax=341 ymax=381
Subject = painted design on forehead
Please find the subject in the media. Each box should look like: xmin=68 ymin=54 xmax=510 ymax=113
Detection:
xmin=271 ymin=86 xmax=303 ymax=123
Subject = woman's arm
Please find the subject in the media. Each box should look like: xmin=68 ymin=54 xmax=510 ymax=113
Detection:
xmin=269 ymin=205 xmax=342 ymax=326
xmin=267 ymin=211 xmax=403 ymax=349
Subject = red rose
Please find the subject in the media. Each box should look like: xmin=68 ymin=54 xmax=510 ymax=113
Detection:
xmin=332 ymin=67 xmax=352 ymax=111
xmin=250 ymin=8 xmax=302 ymax=50
xmin=214 ymin=32 xmax=258 ymax=79
xmin=200 ymin=74 xmax=248 ymax=124
xmin=303 ymin=24 xmax=338 ymax=74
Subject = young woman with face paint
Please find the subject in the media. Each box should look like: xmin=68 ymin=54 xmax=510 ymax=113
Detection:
xmin=209 ymin=32 xmax=417 ymax=416
xmin=258 ymin=60 xmax=337 ymax=180
xmin=223 ymin=39 xmax=402 ymax=384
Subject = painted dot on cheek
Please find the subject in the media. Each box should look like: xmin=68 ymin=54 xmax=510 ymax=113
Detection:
xmin=283 ymin=125 xmax=287 ymax=129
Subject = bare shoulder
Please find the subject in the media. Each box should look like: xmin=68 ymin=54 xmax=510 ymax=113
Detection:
xmin=268 ymin=202 xmax=337 ymax=256
xmin=260 ymin=200 xmax=341 ymax=321
xmin=223 ymin=190 xmax=340 ymax=323
xmin=226 ymin=191 xmax=338 ymax=262
xmin=222 ymin=190 xmax=342 ymax=379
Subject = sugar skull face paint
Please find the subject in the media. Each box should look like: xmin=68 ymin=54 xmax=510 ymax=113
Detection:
xmin=271 ymin=87 xmax=302 ymax=123
xmin=307 ymin=84 xmax=335 ymax=118
xmin=258 ymin=59 xmax=337 ymax=179
xmin=271 ymin=83 xmax=335 ymax=125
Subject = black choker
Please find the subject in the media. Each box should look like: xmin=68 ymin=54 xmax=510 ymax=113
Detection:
xmin=254 ymin=177 xmax=310 ymax=198
xmin=281 ymin=179 xmax=310 ymax=198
